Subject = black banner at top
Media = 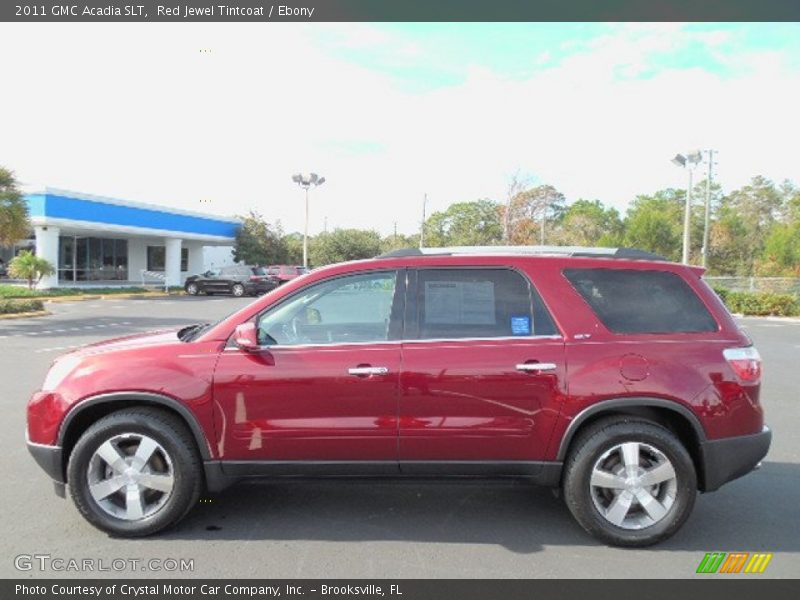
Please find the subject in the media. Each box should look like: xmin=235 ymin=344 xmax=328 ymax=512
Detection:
xmin=2 ymin=0 xmax=800 ymax=23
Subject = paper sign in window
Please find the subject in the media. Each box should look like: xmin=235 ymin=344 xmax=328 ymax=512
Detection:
xmin=424 ymin=281 xmax=496 ymax=325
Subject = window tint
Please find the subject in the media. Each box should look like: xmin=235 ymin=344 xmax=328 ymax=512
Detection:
xmin=257 ymin=271 xmax=398 ymax=346
xmin=415 ymin=268 xmax=557 ymax=340
xmin=563 ymin=268 xmax=717 ymax=334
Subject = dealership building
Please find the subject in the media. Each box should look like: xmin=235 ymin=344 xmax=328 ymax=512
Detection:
xmin=3 ymin=189 xmax=240 ymax=288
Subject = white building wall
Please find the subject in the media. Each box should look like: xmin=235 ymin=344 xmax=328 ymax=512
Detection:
xmin=186 ymin=242 xmax=205 ymax=276
xmin=127 ymin=238 xmax=148 ymax=282
xmin=203 ymin=245 xmax=237 ymax=270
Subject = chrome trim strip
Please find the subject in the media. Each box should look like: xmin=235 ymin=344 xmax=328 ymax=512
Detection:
xmin=222 ymin=334 xmax=564 ymax=352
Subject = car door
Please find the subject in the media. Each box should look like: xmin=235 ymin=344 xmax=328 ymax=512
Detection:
xmin=398 ymin=267 xmax=566 ymax=474
xmin=212 ymin=269 xmax=405 ymax=468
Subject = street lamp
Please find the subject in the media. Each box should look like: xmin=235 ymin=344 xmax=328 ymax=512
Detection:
xmin=671 ymin=151 xmax=702 ymax=265
xmin=291 ymin=172 xmax=325 ymax=268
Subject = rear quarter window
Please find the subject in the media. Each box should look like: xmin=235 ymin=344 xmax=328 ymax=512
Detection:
xmin=563 ymin=268 xmax=718 ymax=334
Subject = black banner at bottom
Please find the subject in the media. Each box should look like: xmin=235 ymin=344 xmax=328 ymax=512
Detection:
xmin=3 ymin=580 xmax=799 ymax=600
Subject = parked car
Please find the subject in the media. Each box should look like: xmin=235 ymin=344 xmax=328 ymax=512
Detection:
xmin=184 ymin=265 xmax=278 ymax=297
xmin=267 ymin=264 xmax=308 ymax=284
xmin=26 ymin=246 xmax=770 ymax=545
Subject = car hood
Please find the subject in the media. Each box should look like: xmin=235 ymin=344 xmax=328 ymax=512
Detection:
xmin=72 ymin=328 xmax=184 ymax=356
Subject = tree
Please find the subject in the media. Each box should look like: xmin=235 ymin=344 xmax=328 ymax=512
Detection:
xmin=232 ymin=211 xmax=287 ymax=265
xmin=0 ymin=167 xmax=30 ymax=247
xmin=281 ymin=232 xmax=305 ymax=265
xmin=502 ymin=184 xmax=566 ymax=245
xmin=9 ymin=250 xmax=55 ymax=289
xmin=380 ymin=232 xmax=419 ymax=254
xmin=622 ymin=190 xmax=684 ymax=261
xmin=423 ymin=199 xmax=503 ymax=247
xmin=550 ymin=199 xmax=623 ymax=247
xmin=310 ymin=229 xmax=382 ymax=266
xmin=717 ymin=176 xmax=783 ymax=275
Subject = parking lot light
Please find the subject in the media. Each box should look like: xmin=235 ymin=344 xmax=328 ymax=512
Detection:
xmin=292 ymin=172 xmax=326 ymax=268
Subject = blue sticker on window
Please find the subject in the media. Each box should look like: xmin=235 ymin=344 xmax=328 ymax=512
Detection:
xmin=511 ymin=316 xmax=531 ymax=335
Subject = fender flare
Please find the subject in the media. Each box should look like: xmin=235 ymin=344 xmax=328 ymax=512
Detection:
xmin=57 ymin=391 xmax=213 ymax=460
xmin=555 ymin=396 xmax=708 ymax=461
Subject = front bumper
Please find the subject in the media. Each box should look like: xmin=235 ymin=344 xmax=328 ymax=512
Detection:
xmin=699 ymin=426 xmax=771 ymax=492
xmin=27 ymin=439 xmax=66 ymax=497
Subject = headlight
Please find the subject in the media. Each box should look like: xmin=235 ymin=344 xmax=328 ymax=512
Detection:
xmin=41 ymin=356 xmax=81 ymax=392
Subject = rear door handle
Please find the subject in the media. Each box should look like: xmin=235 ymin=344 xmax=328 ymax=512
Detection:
xmin=348 ymin=366 xmax=389 ymax=376
xmin=516 ymin=362 xmax=557 ymax=372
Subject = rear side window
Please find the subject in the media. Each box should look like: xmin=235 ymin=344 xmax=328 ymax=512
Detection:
xmin=415 ymin=268 xmax=557 ymax=339
xmin=563 ymin=268 xmax=717 ymax=334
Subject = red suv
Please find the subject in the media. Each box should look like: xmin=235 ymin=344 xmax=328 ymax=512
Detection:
xmin=26 ymin=246 xmax=770 ymax=546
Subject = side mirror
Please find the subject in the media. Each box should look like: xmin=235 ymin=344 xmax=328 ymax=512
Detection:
xmin=233 ymin=322 xmax=259 ymax=351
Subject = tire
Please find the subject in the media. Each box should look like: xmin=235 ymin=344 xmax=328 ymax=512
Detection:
xmin=562 ymin=417 xmax=696 ymax=547
xmin=185 ymin=282 xmax=199 ymax=295
xmin=67 ymin=407 xmax=203 ymax=537
xmin=231 ymin=283 xmax=245 ymax=297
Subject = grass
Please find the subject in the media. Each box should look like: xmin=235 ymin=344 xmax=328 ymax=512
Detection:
xmin=0 ymin=298 xmax=45 ymax=314
xmin=0 ymin=284 xmax=182 ymax=299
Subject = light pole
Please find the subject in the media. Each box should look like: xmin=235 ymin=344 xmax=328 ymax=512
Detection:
xmin=671 ymin=151 xmax=702 ymax=265
xmin=701 ymin=149 xmax=715 ymax=269
xmin=291 ymin=172 xmax=325 ymax=268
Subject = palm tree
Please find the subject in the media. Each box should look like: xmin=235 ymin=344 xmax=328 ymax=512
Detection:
xmin=0 ymin=167 xmax=30 ymax=247
xmin=9 ymin=250 xmax=55 ymax=289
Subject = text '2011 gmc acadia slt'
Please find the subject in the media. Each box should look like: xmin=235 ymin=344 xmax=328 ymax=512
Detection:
xmin=27 ymin=246 xmax=771 ymax=546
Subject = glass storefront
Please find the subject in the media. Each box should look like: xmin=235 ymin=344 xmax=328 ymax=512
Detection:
xmin=58 ymin=236 xmax=128 ymax=281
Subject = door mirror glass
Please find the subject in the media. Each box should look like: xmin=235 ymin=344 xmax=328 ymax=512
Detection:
xmin=233 ymin=322 xmax=259 ymax=351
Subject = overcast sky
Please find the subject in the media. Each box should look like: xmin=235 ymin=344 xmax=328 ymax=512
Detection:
xmin=1 ymin=22 xmax=798 ymax=236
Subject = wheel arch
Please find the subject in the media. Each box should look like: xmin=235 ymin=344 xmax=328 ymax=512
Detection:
xmin=556 ymin=397 xmax=708 ymax=489
xmin=57 ymin=392 xmax=213 ymax=482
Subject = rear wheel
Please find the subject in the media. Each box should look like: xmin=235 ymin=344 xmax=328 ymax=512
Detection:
xmin=562 ymin=418 xmax=696 ymax=547
xmin=67 ymin=408 xmax=202 ymax=536
xmin=185 ymin=282 xmax=199 ymax=295
xmin=231 ymin=283 xmax=245 ymax=297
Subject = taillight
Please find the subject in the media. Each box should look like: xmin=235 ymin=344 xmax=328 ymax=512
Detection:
xmin=723 ymin=347 xmax=762 ymax=383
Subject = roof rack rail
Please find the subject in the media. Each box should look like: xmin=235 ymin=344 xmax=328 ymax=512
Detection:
xmin=377 ymin=246 xmax=667 ymax=261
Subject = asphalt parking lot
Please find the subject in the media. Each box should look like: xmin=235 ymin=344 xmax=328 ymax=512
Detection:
xmin=1 ymin=296 xmax=798 ymax=578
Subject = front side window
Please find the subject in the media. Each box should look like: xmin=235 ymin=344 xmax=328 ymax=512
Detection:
xmin=563 ymin=268 xmax=718 ymax=334
xmin=415 ymin=268 xmax=557 ymax=340
xmin=257 ymin=271 xmax=399 ymax=346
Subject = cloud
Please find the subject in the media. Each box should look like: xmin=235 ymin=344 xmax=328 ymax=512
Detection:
xmin=0 ymin=23 xmax=797 ymax=237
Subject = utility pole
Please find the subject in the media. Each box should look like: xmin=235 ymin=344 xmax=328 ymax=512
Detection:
xmin=323 ymin=216 xmax=328 ymax=233
xmin=393 ymin=221 xmax=397 ymax=241
xmin=701 ymin=149 xmax=714 ymax=269
xmin=419 ymin=193 xmax=427 ymax=248
xmin=682 ymin=168 xmax=693 ymax=265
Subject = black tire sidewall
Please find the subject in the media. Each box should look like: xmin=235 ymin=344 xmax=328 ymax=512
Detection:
xmin=67 ymin=410 xmax=202 ymax=537
xmin=563 ymin=420 xmax=697 ymax=547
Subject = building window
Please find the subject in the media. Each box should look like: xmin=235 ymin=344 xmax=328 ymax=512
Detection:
xmin=147 ymin=246 xmax=188 ymax=272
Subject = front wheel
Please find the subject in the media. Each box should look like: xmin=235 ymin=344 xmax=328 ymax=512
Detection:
xmin=185 ymin=282 xmax=199 ymax=295
xmin=231 ymin=283 xmax=245 ymax=297
xmin=67 ymin=408 xmax=203 ymax=536
xmin=562 ymin=418 xmax=696 ymax=547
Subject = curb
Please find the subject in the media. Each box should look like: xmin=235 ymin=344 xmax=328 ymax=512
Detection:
xmin=36 ymin=292 xmax=183 ymax=303
xmin=0 ymin=310 xmax=51 ymax=320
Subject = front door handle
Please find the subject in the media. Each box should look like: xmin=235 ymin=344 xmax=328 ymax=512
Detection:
xmin=516 ymin=362 xmax=557 ymax=373
xmin=348 ymin=366 xmax=389 ymax=376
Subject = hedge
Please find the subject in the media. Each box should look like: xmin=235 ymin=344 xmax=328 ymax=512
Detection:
xmin=0 ymin=285 xmax=178 ymax=299
xmin=713 ymin=287 xmax=800 ymax=317
xmin=0 ymin=299 xmax=46 ymax=315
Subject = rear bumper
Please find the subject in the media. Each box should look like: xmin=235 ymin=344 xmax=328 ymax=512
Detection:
xmin=27 ymin=439 xmax=66 ymax=497
xmin=699 ymin=426 xmax=771 ymax=492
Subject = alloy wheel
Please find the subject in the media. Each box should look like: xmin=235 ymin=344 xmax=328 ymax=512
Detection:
xmin=589 ymin=441 xmax=677 ymax=530
xmin=86 ymin=433 xmax=175 ymax=521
